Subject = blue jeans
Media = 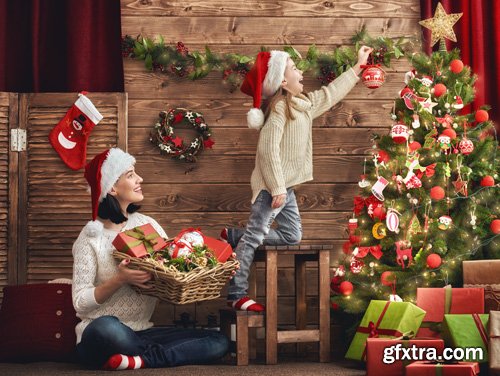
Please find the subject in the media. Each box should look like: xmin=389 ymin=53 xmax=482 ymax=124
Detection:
xmin=76 ymin=316 xmax=229 ymax=369
xmin=227 ymin=188 xmax=302 ymax=300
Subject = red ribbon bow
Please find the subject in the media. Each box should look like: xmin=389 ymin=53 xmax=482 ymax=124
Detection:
xmin=353 ymin=195 xmax=380 ymax=216
xmin=416 ymin=163 xmax=436 ymax=179
xmin=356 ymin=244 xmax=383 ymax=260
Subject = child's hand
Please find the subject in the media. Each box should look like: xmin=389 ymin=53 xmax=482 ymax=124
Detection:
xmin=352 ymin=46 xmax=374 ymax=76
xmin=357 ymin=46 xmax=373 ymax=66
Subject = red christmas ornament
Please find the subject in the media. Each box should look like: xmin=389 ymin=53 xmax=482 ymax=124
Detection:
xmin=426 ymin=253 xmax=442 ymax=268
xmin=433 ymin=83 xmax=447 ymax=97
xmin=330 ymin=276 xmax=343 ymax=293
xmin=331 ymin=302 xmax=340 ymax=311
xmin=380 ymin=271 xmax=396 ymax=286
xmin=480 ymin=176 xmax=495 ymax=187
xmin=409 ymin=141 xmax=422 ymax=151
xmin=475 ymin=110 xmax=489 ymax=123
xmin=339 ymin=281 xmax=354 ymax=296
xmin=450 ymin=59 xmax=464 ymax=74
xmin=491 ymin=219 xmax=500 ymax=235
xmin=350 ymin=258 xmax=365 ymax=274
xmin=377 ymin=150 xmax=390 ymax=163
xmin=441 ymin=128 xmax=457 ymax=140
xmin=372 ymin=205 xmax=387 ymax=221
xmin=458 ymin=138 xmax=474 ymax=155
xmin=391 ymin=123 xmax=409 ymax=144
xmin=361 ymin=65 xmax=386 ymax=89
xmin=430 ymin=186 xmax=445 ymax=201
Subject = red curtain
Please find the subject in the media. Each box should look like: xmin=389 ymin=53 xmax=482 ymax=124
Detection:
xmin=0 ymin=0 xmax=123 ymax=92
xmin=420 ymin=0 xmax=499 ymax=128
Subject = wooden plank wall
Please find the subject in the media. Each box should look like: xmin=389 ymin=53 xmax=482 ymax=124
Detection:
xmin=121 ymin=0 xmax=421 ymax=328
xmin=0 ymin=93 xmax=11 ymax=299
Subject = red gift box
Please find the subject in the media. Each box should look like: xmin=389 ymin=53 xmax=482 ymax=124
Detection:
xmin=204 ymin=236 xmax=233 ymax=263
xmin=112 ymin=223 xmax=167 ymax=258
xmin=366 ymin=337 xmax=445 ymax=376
xmin=406 ymin=361 xmax=479 ymax=376
xmin=416 ymin=287 xmax=484 ymax=338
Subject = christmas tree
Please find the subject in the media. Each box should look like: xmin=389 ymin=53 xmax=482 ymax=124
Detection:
xmin=331 ymin=4 xmax=499 ymax=316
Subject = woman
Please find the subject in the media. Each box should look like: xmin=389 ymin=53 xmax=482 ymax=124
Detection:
xmin=72 ymin=148 xmax=229 ymax=370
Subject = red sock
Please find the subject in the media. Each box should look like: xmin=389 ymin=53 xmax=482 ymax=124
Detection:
xmin=229 ymin=296 xmax=265 ymax=312
xmin=48 ymin=92 xmax=103 ymax=170
xmin=103 ymin=354 xmax=145 ymax=371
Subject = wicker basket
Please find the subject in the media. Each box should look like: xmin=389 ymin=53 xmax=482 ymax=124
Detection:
xmin=113 ymin=251 xmax=239 ymax=305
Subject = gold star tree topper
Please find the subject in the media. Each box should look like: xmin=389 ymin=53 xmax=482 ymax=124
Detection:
xmin=419 ymin=2 xmax=463 ymax=47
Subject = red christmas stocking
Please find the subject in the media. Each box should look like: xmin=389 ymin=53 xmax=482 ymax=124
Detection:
xmin=49 ymin=92 xmax=103 ymax=170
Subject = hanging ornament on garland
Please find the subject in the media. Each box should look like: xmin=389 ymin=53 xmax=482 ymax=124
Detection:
xmin=360 ymin=64 xmax=386 ymax=89
xmin=430 ymin=186 xmax=446 ymax=201
xmin=411 ymin=114 xmax=421 ymax=129
xmin=438 ymin=215 xmax=453 ymax=230
xmin=437 ymin=134 xmax=452 ymax=154
xmin=480 ymin=176 xmax=495 ymax=187
xmin=452 ymin=95 xmax=464 ymax=110
xmin=391 ymin=123 xmax=410 ymax=144
xmin=400 ymin=87 xmax=425 ymax=110
xmin=432 ymin=83 xmax=447 ymax=97
xmin=408 ymin=214 xmax=422 ymax=238
xmin=452 ymin=174 xmax=468 ymax=196
xmin=358 ymin=158 xmax=371 ymax=188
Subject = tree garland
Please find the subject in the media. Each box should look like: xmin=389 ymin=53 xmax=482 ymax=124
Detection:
xmin=121 ymin=28 xmax=413 ymax=91
xmin=150 ymin=108 xmax=214 ymax=162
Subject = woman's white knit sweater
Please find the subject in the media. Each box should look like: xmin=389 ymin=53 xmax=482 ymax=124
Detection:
xmin=72 ymin=212 xmax=167 ymax=344
xmin=250 ymin=68 xmax=360 ymax=203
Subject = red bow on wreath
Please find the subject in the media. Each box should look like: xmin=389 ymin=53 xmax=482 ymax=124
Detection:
xmin=353 ymin=195 xmax=380 ymax=216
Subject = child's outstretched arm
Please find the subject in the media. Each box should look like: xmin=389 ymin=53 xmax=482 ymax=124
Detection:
xmin=307 ymin=46 xmax=372 ymax=119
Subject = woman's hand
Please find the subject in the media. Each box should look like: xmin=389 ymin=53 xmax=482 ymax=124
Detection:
xmin=271 ymin=193 xmax=286 ymax=209
xmin=352 ymin=46 xmax=374 ymax=76
xmin=116 ymin=259 xmax=153 ymax=289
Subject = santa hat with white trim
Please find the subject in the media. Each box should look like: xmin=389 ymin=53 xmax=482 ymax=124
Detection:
xmin=84 ymin=148 xmax=136 ymax=220
xmin=241 ymin=50 xmax=290 ymax=129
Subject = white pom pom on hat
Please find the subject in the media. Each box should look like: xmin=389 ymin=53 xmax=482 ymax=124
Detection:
xmin=241 ymin=50 xmax=289 ymax=129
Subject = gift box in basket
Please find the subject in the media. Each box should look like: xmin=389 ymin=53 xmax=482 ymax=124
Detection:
xmin=416 ymin=287 xmax=484 ymax=338
xmin=345 ymin=300 xmax=426 ymax=361
xmin=112 ymin=223 xmax=167 ymax=258
xmin=113 ymin=228 xmax=239 ymax=305
xmin=463 ymin=260 xmax=500 ymax=312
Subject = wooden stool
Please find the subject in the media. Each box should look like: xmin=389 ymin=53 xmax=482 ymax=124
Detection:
xmin=257 ymin=244 xmax=331 ymax=364
xmin=219 ymin=308 xmax=265 ymax=365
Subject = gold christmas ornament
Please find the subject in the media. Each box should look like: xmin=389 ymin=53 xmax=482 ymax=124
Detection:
xmin=419 ymin=2 xmax=463 ymax=47
xmin=372 ymin=222 xmax=387 ymax=239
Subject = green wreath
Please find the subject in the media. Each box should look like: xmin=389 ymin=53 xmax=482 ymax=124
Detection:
xmin=150 ymin=108 xmax=214 ymax=162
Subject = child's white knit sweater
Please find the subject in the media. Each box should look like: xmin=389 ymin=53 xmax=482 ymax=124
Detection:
xmin=72 ymin=212 xmax=167 ymax=344
xmin=251 ymin=68 xmax=360 ymax=203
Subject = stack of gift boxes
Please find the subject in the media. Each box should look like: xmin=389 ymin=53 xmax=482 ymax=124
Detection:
xmin=344 ymin=260 xmax=500 ymax=375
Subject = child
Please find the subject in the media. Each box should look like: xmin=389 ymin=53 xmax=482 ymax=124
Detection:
xmin=223 ymin=46 xmax=373 ymax=311
xmin=72 ymin=148 xmax=229 ymax=370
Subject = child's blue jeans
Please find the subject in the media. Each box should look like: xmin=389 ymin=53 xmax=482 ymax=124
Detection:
xmin=227 ymin=188 xmax=302 ymax=300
